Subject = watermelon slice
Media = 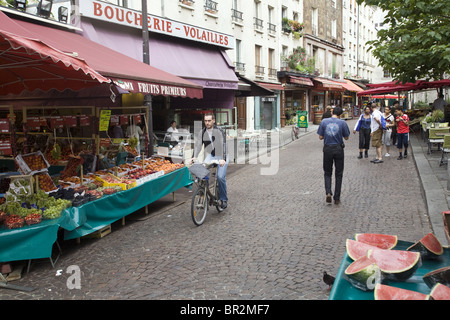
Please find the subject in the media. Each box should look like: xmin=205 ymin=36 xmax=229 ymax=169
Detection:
xmin=423 ymin=266 xmax=450 ymax=288
xmin=374 ymin=284 xmax=430 ymax=300
xmin=367 ymin=249 xmax=421 ymax=280
xmin=430 ymin=283 xmax=450 ymax=300
xmin=346 ymin=239 xmax=380 ymax=261
xmin=355 ymin=233 xmax=398 ymax=249
xmin=345 ymin=255 xmax=382 ymax=291
xmin=407 ymin=233 xmax=443 ymax=259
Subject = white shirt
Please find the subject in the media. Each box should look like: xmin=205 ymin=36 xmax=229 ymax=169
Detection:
xmin=167 ymin=126 xmax=179 ymax=141
xmin=371 ymin=109 xmax=383 ymax=133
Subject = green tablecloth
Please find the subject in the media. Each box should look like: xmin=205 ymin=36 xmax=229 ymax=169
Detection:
xmin=0 ymin=167 xmax=192 ymax=262
xmin=328 ymin=240 xmax=450 ymax=300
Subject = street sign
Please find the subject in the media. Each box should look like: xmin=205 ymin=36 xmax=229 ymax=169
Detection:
xmin=297 ymin=110 xmax=308 ymax=128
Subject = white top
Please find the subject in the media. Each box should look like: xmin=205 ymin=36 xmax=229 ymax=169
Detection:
xmin=371 ymin=109 xmax=383 ymax=133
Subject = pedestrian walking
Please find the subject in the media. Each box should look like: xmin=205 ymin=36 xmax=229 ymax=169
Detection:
xmin=322 ymin=106 xmax=332 ymax=119
xmin=382 ymin=107 xmax=395 ymax=157
xmin=353 ymin=105 xmax=372 ymax=159
xmin=317 ymin=107 xmax=350 ymax=205
xmin=370 ymin=103 xmax=384 ymax=164
xmin=391 ymin=101 xmax=400 ymax=145
xmin=395 ymin=106 xmax=410 ymax=160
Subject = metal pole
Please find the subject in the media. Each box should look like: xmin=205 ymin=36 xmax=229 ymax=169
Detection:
xmin=142 ymin=0 xmax=153 ymax=156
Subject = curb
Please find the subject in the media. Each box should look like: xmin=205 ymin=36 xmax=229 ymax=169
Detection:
xmin=410 ymin=133 xmax=449 ymax=245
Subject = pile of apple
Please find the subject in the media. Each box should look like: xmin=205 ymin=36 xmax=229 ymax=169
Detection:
xmin=23 ymin=153 xmax=47 ymax=171
xmin=35 ymin=172 xmax=56 ymax=192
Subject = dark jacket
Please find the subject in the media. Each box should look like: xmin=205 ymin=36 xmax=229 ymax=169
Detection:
xmin=193 ymin=125 xmax=228 ymax=160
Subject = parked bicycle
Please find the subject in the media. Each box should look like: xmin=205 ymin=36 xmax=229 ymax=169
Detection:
xmin=188 ymin=160 xmax=224 ymax=226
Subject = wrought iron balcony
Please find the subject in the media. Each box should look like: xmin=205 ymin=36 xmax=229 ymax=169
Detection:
xmin=231 ymin=9 xmax=243 ymax=22
xmin=254 ymin=17 xmax=263 ymax=30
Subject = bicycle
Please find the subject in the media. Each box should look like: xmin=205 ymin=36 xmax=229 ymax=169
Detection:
xmin=188 ymin=160 xmax=224 ymax=226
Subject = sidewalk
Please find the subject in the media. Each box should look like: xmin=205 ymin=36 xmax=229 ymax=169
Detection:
xmin=410 ymin=131 xmax=450 ymax=245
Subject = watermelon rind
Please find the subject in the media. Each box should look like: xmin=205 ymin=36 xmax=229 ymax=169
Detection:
xmin=355 ymin=233 xmax=398 ymax=250
xmin=423 ymin=266 xmax=450 ymax=288
xmin=430 ymin=283 xmax=450 ymax=300
xmin=346 ymin=239 xmax=380 ymax=261
xmin=345 ymin=256 xmax=382 ymax=291
xmin=407 ymin=233 xmax=443 ymax=260
xmin=367 ymin=249 xmax=421 ymax=281
xmin=374 ymin=284 xmax=430 ymax=300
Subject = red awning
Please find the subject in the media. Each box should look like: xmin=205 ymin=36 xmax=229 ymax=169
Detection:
xmin=289 ymin=76 xmax=313 ymax=87
xmin=0 ymin=20 xmax=110 ymax=95
xmin=313 ymin=78 xmax=345 ymax=91
xmin=256 ymin=82 xmax=284 ymax=91
xmin=0 ymin=11 xmax=203 ymax=99
xmin=357 ymin=79 xmax=450 ymax=96
xmin=342 ymin=79 xmax=364 ymax=92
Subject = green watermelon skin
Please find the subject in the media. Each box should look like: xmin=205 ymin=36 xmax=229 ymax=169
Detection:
xmin=423 ymin=266 xmax=450 ymax=289
xmin=430 ymin=283 xmax=450 ymax=300
xmin=407 ymin=233 xmax=443 ymax=260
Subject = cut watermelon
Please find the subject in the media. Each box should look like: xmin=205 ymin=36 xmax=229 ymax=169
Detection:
xmin=407 ymin=233 xmax=443 ymax=260
xmin=374 ymin=284 xmax=430 ymax=300
xmin=346 ymin=239 xmax=380 ymax=261
xmin=355 ymin=233 xmax=398 ymax=249
xmin=423 ymin=266 xmax=450 ymax=288
xmin=344 ymin=255 xmax=382 ymax=291
xmin=430 ymin=283 xmax=450 ymax=300
xmin=367 ymin=249 xmax=421 ymax=280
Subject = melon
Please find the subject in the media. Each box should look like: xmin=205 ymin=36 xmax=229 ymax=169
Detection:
xmin=430 ymin=283 xmax=450 ymax=300
xmin=355 ymin=233 xmax=398 ymax=249
xmin=344 ymin=255 xmax=382 ymax=291
xmin=407 ymin=233 xmax=443 ymax=260
xmin=423 ymin=266 xmax=450 ymax=288
xmin=374 ymin=284 xmax=430 ymax=300
xmin=346 ymin=239 xmax=380 ymax=261
xmin=367 ymin=249 xmax=421 ymax=281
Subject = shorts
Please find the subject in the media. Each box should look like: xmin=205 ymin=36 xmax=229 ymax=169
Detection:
xmin=382 ymin=130 xmax=392 ymax=146
xmin=397 ymin=133 xmax=409 ymax=149
xmin=371 ymin=128 xmax=383 ymax=148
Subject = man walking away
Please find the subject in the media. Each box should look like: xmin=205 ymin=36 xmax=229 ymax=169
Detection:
xmin=370 ymin=103 xmax=384 ymax=164
xmin=317 ymin=107 xmax=350 ymax=205
xmin=353 ymin=105 xmax=372 ymax=159
xmin=395 ymin=106 xmax=410 ymax=160
xmin=383 ymin=107 xmax=395 ymax=157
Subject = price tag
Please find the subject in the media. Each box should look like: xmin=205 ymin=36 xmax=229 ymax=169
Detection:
xmin=99 ymin=110 xmax=111 ymax=132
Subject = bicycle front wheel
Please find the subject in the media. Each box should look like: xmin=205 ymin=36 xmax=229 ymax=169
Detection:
xmin=191 ymin=187 xmax=208 ymax=226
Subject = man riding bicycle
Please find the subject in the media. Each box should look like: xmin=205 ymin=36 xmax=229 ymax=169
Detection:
xmin=191 ymin=113 xmax=229 ymax=209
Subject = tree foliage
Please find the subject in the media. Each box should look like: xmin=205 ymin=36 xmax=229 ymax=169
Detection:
xmin=357 ymin=0 xmax=450 ymax=84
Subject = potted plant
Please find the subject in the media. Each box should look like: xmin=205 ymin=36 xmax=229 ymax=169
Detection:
xmin=431 ymin=109 xmax=445 ymax=126
xmin=282 ymin=18 xmax=292 ymax=33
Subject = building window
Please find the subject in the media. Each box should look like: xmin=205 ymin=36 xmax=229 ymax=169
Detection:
xmin=255 ymin=45 xmax=264 ymax=76
xmin=383 ymin=70 xmax=391 ymax=78
xmin=268 ymin=48 xmax=276 ymax=77
xmin=281 ymin=6 xmax=288 ymax=19
xmin=331 ymin=19 xmax=337 ymax=39
xmin=204 ymin=0 xmax=218 ymax=13
xmin=311 ymin=8 xmax=318 ymax=36
xmin=235 ymin=39 xmax=245 ymax=73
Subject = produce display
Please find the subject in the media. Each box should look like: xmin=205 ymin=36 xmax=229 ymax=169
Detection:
xmin=340 ymin=232 xmax=450 ymax=300
xmin=1 ymin=153 xmax=185 ymax=230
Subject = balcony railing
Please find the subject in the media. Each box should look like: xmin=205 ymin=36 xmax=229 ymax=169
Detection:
xmin=268 ymin=68 xmax=277 ymax=77
xmin=235 ymin=62 xmax=245 ymax=72
xmin=254 ymin=17 xmax=263 ymax=30
xmin=268 ymin=22 xmax=276 ymax=34
xmin=231 ymin=9 xmax=243 ymax=22
xmin=204 ymin=0 xmax=218 ymax=13
xmin=255 ymin=65 xmax=265 ymax=75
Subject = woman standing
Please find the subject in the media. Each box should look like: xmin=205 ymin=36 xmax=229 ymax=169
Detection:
xmin=353 ymin=105 xmax=372 ymax=159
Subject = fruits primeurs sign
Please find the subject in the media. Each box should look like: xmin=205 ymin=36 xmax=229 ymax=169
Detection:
xmin=79 ymin=1 xmax=234 ymax=49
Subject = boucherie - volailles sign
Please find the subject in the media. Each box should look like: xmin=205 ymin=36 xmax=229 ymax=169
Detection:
xmin=79 ymin=1 xmax=234 ymax=49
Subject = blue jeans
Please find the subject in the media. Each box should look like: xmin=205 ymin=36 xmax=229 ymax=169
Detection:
xmin=204 ymin=154 xmax=229 ymax=202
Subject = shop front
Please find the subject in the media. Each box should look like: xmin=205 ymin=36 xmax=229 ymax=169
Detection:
xmin=311 ymin=78 xmax=345 ymax=124
xmin=77 ymin=1 xmax=238 ymax=132
xmin=0 ymin=9 xmax=202 ymax=271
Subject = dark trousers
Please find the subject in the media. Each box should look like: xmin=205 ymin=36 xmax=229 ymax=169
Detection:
xmin=359 ymin=128 xmax=371 ymax=150
xmin=323 ymin=144 xmax=345 ymax=200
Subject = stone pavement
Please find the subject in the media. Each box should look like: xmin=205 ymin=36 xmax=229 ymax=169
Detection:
xmin=0 ymin=119 xmax=432 ymax=300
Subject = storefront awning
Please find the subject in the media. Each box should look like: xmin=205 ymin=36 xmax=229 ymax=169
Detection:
xmin=0 ymin=12 xmax=111 ymax=95
xmin=289 ymin=76 xmax=314 ymax=87
xmin=342 ymin=79 xmax=364 ymax=93
xmin=0 ymin=12 xmax=203 ymax=99
xmin=237 ymin=75 xmax=274 ymax=97
xmin=256 ymin=82 xmax=285 ymax=91
xmin=313 ymin=78 xmax=345 ymax=91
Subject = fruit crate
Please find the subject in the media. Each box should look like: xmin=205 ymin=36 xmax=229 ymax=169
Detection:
xmin=94 ymin=173 xmax=136 ymax=191
xmin=34 ymin=172 xmax=58 ymax=193
xmin=15 ymin=151 xmax=50 ymax=175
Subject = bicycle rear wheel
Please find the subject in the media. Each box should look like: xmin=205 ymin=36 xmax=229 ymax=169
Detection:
xmin=215 ymin=181 xmax=224 ymax=213
xmin=191 ymin=186 xmax=208 ymax=226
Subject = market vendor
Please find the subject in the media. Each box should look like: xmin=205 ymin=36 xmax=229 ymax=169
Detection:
xmin=126 ymin=123 xmax=144 ymax=152
xmin=166 ymin=120 xmax=180 ymax=142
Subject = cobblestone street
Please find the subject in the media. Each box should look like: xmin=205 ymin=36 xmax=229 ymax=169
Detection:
xmin=1 ymin=120 xmax=432 ymax=300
